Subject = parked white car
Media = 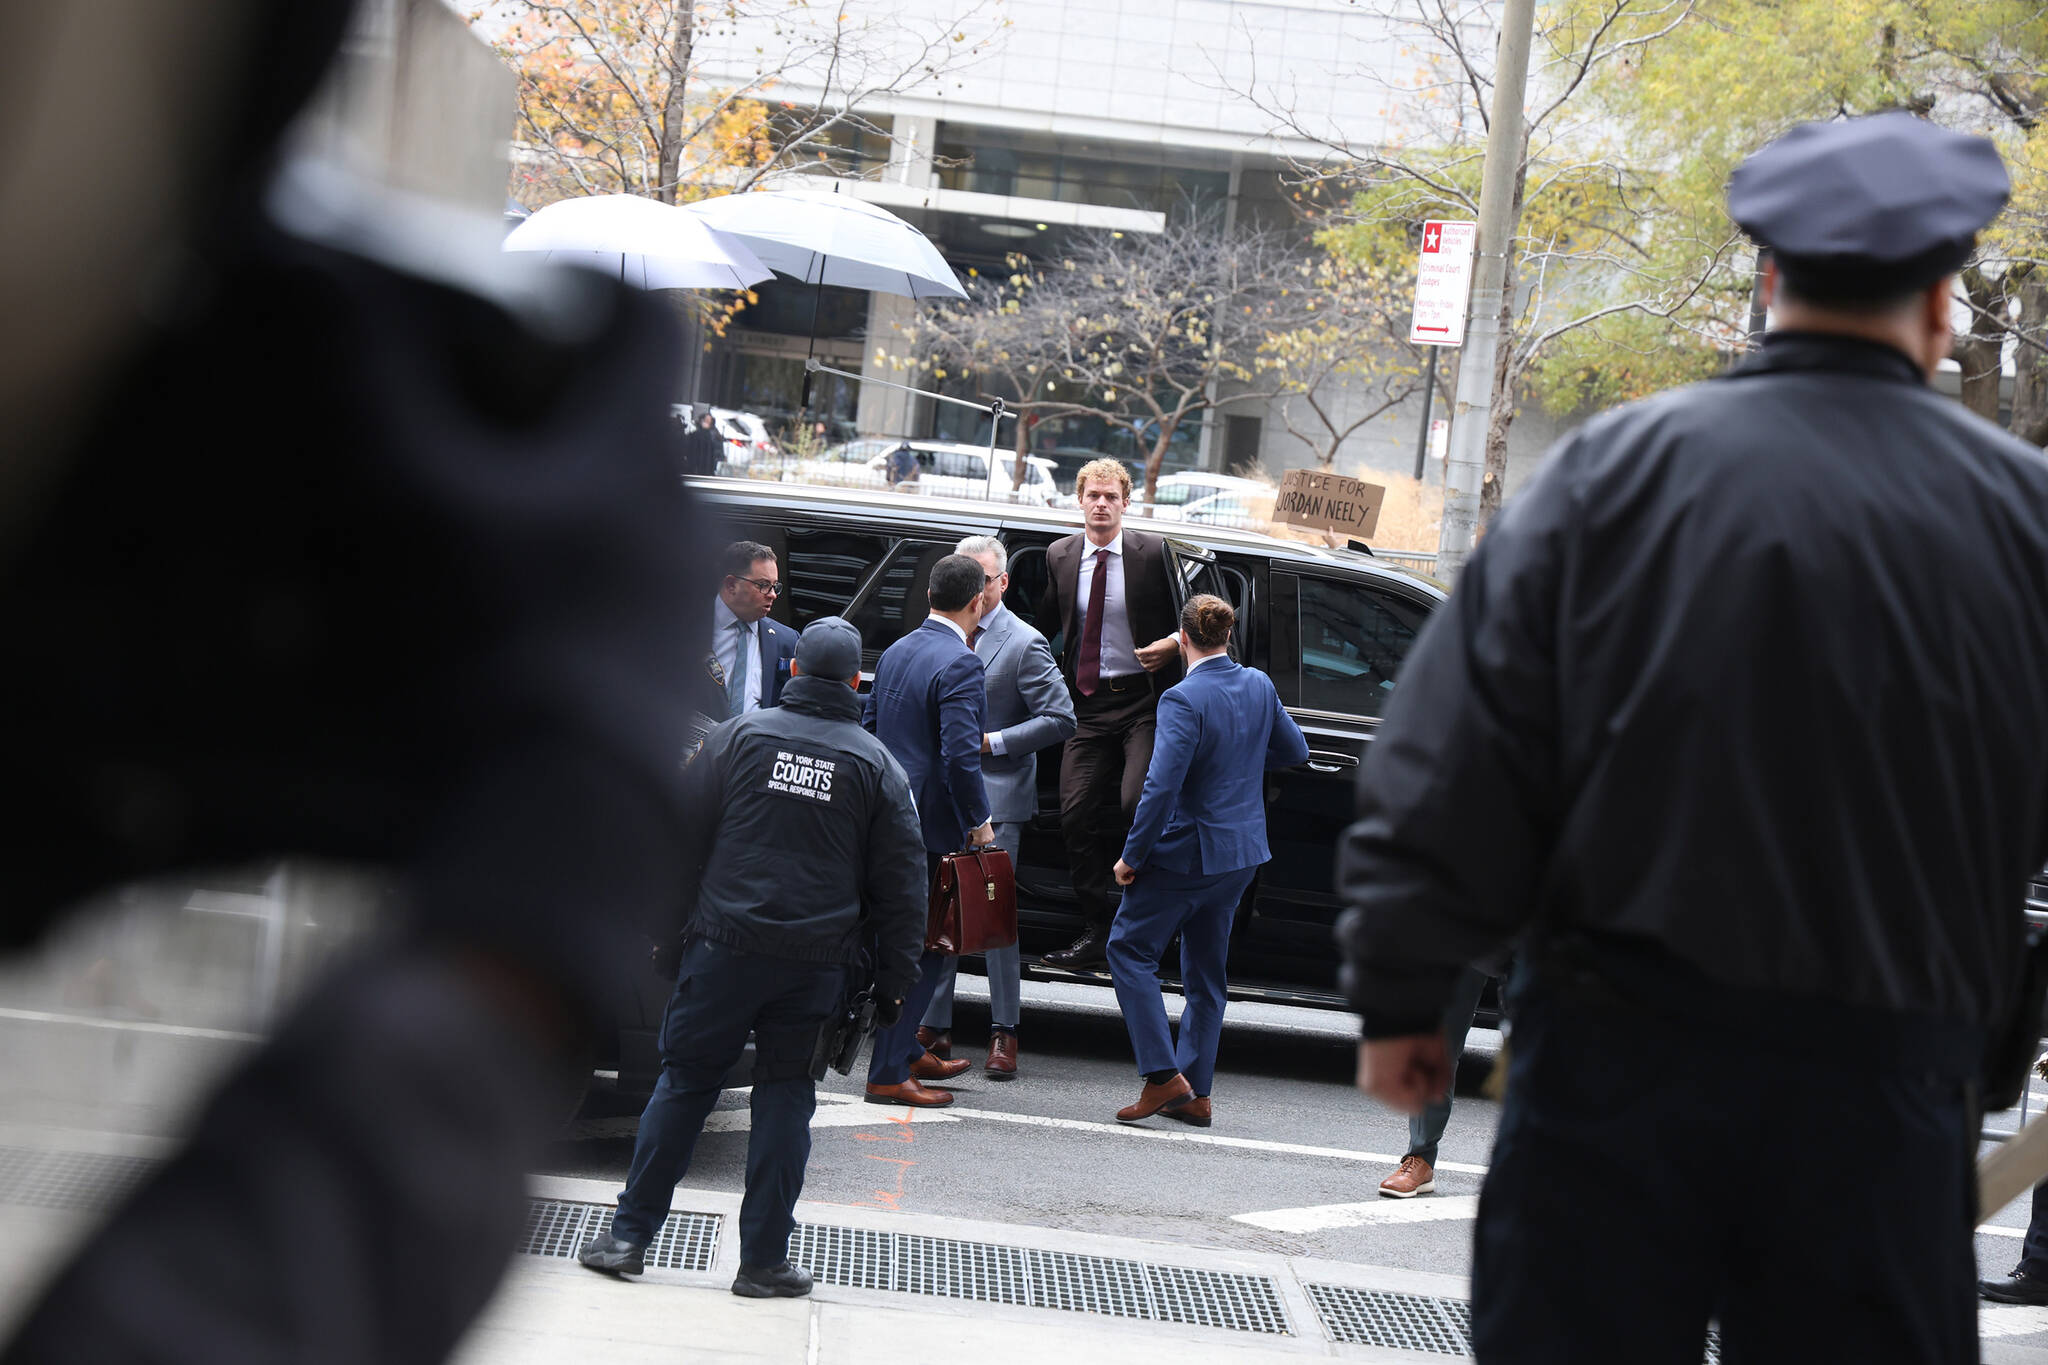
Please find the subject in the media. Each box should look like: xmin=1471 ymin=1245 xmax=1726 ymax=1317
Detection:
xmin=1178 ymin=488 xmax=1274 ymax=530
xmin=1141 ymin=471 xmax=1273 ymax=520
xmin=783 ymin=439 xmax=1066 ymax=506
xmin=672 ymin=404 xmax=779 ymax=468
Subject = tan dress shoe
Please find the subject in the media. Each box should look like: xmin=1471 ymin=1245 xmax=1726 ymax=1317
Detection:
xmin=1116 ymin=1073 xmax=1194 ymax=1123
xmin=864 ymin=1079 xmax=955 ymax=1107
xmin=1378 ymin=1155 xmax=1435 ymax=1197
xmin=910 ymin=1050 xmax=972 ymax=1081
xmin=1164 ymin=1094 xmax=1210 ymax=1127
xmin=916 ymin=1026 xmax=952 ymax=1060
xmin=985 ymin=1032 xmax=1018 ymax=1079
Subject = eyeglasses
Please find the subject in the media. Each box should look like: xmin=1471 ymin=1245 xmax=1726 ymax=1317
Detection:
xmin=733 ymin=576 xmax=783 ymax=595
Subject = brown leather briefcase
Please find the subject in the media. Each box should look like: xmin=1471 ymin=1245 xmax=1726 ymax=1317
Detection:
xmin=925 ymin=846 xmax=1018 ymax=955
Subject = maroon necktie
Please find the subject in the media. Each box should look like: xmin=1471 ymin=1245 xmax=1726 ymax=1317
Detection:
xmin=1076 ymin=548 xmax=1109 ymax=696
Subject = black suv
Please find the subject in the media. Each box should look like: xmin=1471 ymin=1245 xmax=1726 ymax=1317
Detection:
xmin=690 ymin=478 xmax=1445 ymax=1004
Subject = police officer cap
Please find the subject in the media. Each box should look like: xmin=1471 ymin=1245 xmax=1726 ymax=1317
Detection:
xmin=796 ymin=616 xmax=863 ymax=681
xmin=1728 ymin=112 xmax=2008 ymax=304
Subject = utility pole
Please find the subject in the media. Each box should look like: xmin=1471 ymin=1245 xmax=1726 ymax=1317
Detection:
xmin=1435 ymin=0 xmax=1536 ymax=580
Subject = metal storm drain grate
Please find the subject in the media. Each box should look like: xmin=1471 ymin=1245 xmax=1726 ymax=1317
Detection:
xmin=789 ymin=1222 xmax=1290 ymax=1335
xmin=1307 ymin=1284 xmax=1723 ymax=1360
xmin=0 ymin=1146 xmax=160 ymax=1213
xmin=520 ymin=1199 xmax=721 ymax=1272
xmin=1309 ymin=1284 xmax=1472 ymax=1355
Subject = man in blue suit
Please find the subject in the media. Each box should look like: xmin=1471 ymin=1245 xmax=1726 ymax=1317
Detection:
xmin=1107 ymin=594 xmax=1308 ymax=1126
xmin=700 ymin=541 xmax=799 ymax=738
xmin=862 ymin=553 xmax=997 ymax=1107
xmin=917 ymin=534 xmax=1076 ymax=1079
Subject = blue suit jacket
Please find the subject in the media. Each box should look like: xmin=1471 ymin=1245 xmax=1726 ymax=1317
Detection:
xmin=705 ymin=613 xmax=798 ymax=712
xmin=1121 ymin=658 xmax=1310 ymax=876
xmin=864 ymin=618 xmax=992 ymax=854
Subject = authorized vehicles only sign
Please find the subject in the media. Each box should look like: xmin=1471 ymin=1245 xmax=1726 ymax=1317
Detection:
xmin=1408 ymin=220 xmax=1478 ymax=347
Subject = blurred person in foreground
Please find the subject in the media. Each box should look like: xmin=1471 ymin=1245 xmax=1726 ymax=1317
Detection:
xmin=578 ymin=619 xmax=926 ymax=1297
xmin=1107 ymin=595 xmax=1305 ymax=1126
xmin=1337 ymin=112 xmax=2048 ymax=1364
xmin=1 ymin=2 xmax=706 ymax=1360
xmin=916 ymin=534 xmax=1075 ymax=1079
xmin=862 ymin=553 xmax=997 ymax=1107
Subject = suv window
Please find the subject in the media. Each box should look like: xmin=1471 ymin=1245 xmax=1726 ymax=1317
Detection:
xmin=781 ymin=528 xmax=889 ymax=629
xmin=1295 ymin=575 xmax=1426 ymax=718
xmin=848 ymin=539 xmax=957 ymax=664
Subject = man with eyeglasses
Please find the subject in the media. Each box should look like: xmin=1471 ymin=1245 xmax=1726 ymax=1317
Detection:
xmin=703 ymin=542 xmax=799 ymax=741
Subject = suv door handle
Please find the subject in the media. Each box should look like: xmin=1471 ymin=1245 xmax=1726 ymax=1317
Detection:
xmin=1306 ymin=751 xmax=1359 ymax=774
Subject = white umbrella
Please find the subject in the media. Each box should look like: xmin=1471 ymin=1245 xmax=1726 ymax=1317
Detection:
xmin=502 ymin=193 xmax=771 ymax=291
xmin=684 ymin=189 xmax=967 ymax=301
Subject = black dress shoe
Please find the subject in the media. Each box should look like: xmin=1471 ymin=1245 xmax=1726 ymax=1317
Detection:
xmin=733 ymin=1260 xmax=815 ymax=1298
xmin=577 ymin=1233 xmax=646 ymax=1276
xmin=1981 ymin=1268 xmax=2048 ymax=1305
xmin=1043 ymin=928 xmax=1109 ymax=970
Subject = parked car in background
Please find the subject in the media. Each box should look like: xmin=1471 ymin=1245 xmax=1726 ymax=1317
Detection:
xmin=1180 ymin=489 xmax=1281 ymax=532
xmin=786 ymin=439 xmax=1068 ymax=507
xmin=1142 ymin=471 xmax=1273 ymax=521
xmin=671 ymin=404 xmax=779 ymax=468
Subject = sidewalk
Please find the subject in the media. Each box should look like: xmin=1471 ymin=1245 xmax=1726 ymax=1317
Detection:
xmin=455 ymin=1177 xmax=2048 ymax=1365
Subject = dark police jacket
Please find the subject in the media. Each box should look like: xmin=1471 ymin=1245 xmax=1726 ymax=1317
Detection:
xmin=1337 ymin=333 xmax=2048 ymax=1039
xmin=681 ymin=673 xmax=927 ymax=1000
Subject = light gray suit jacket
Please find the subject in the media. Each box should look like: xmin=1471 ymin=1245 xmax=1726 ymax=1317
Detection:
xmin=976 ymin=604 xmax=1077 ymax=825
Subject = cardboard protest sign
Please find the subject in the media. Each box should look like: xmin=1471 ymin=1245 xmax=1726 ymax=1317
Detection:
xmin=1272 ymin=468 xmax=1385 ymax=540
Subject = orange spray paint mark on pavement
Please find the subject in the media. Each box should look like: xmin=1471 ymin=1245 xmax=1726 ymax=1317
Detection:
xmin=848 ymin=1108 xmax=918 ymax=1209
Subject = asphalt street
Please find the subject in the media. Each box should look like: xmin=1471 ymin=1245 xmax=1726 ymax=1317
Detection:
xmin=552 ymin=970 xmax=2048 ymax=1350
xmin=560 ymin=974 xmax=1493 ymax=1274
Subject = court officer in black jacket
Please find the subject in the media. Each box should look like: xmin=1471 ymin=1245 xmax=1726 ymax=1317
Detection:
xmin=580 ymin=617 xmax=926 ymax=1298
xmin=1338 ymin=113 xmax=2048 ymax=1364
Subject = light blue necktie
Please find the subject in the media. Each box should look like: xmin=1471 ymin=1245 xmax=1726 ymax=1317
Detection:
xmin=726 ymin=620 xmax=752 ymax=719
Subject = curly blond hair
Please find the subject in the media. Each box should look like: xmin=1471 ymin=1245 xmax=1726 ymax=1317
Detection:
xmin=1074 ymin=458 xmax=1132 ymax=501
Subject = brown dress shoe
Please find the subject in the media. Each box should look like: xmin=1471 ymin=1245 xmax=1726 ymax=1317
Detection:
xmin=910 ymin=1050 xmax=972 ymax=1081
xmin=985 ymin=1032 xmax=1018 ymax=1079
xmin=864 ymin=1079 xmax=955 ymax=1107
xmin=915 ymin=1026 xmax=952 ymax=1059
xmin=1164 ymin=1095 xmax=1210 ymax=1127
xmin=1378 ymin=1155 xmax=1435 ymax=1198
xmin=1116 ymin=1073 xmax=1194 ymax=1123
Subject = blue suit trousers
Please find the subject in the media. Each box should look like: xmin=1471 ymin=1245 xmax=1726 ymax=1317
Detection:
xmin=1106 ymin=863 xmax=1256 ymax=1098
xmin=868 ymin=853 xmax=948 ymax=1087
xmin=611 ymin=939 xmax=843 ymax=1267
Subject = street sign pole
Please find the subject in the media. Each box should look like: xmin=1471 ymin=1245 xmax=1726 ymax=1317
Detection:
xmin=1411 ymin=353 xmax=1437 ymax=481
xmin=1434 ymin=0 xmax=1536 ymax=581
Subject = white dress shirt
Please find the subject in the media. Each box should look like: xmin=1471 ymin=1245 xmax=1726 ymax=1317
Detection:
xmin=711 ymin=597 xmax=764 ymax=715
xmin=1186 ymin=651 xmax=1229 ymax=675
xmin=926 ymin=612 xmax=971 ymax=645
xmin=1074 ymin=534 xmax=1142 ymax=679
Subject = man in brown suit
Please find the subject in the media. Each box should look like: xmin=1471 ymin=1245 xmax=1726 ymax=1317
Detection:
xmin=1037 ymin=459 xmax=1184 ymax=968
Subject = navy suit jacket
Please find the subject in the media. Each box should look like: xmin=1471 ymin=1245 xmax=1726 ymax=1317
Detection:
xmin=1121 ymin=657 xmax=1309 ymax=876
xmin=757 ymin=616 xmax=799 ymax=706
xmin=703 ymin=613 xmax=798 ymax=714
xmin=864 ymin=618 xmax=992 ymax=854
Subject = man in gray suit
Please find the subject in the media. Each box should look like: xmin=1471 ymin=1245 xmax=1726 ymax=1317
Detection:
xmin=917 ymin=533 xmax=1076 ymax=1078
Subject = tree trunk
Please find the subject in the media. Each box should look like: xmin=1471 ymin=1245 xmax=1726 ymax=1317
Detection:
xmin=655 ymin=2 xmax=694 ymax=204
xmin=2011 ymin=278 xmax=2048 ymax=447
xmin=1475 ymin=148 xmax=1530 ymax=532
xmin=1476 ymin=306 xmax=1516 ymax=527
xmin=1955 ymin=268 xmax=2006 ymax=424
xmin=1143 ymin=418 xmax=1179 ymax=502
